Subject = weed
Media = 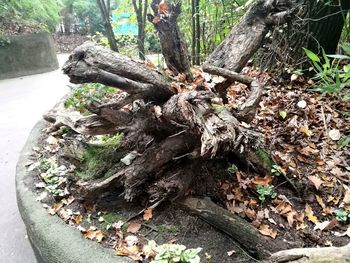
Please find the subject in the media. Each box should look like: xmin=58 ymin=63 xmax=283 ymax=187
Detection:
xmin=304 ymin=45 xmax=350 ymax=100
xmin=64 ymin=83 xmax=117 ymax=114
xmin=227 ymin=163 xmax=238 ymax=174
xmin=152 ymin=243 xmax=202 ymax=263
xmin=256 ymin=185 xmax=277 ymax=202
xmin=271 ymin=165 xmax=282 ymax=177
xmin=33 ymin=159 xmax=66 ymax=197
xmin=158 ymin=224 xmax=179 ymax=235
xmin=335 ymin=209 xmax=350 ymax=223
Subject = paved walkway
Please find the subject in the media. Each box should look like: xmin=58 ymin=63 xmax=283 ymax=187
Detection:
xmin=0 ymin=54 xmax=70 ymax=262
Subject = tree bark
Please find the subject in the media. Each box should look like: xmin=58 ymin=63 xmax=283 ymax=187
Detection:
xmin=132 ymin=0 xmax=148 ymax=60
xmin=148 ymin=0 xmax=192 ymax=80
xmin=258 ymin=0 xmax=350 ymax=70
xmin=179 ymin=197 xmax=303 ymax=259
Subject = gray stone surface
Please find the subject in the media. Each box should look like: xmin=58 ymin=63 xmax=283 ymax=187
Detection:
xmin=0 ymin=55 xmax=69 ymax=262
xmin=0 ymin=33 xmax=58 ymax=80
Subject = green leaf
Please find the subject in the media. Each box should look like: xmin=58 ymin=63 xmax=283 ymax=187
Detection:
xmin=326 ymin=54 xmax=350 ymax=60
xmin=303 ymin=48 xmax=320 ymax=62
xmin=337 ymin=135 xmax=350 ymax=149
xmin=279 ymin=111 xmax=287 ymax=119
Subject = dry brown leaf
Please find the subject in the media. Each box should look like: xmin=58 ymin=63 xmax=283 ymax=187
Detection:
xmin=73 ymin=214 xmax=83 ymax=225
xmin=95 ymin=230 xmax=104 ymax=243
xmin=253 ymin=175 xmax=272 ymax=186
xmin=305 ymin=204 xmax=319 ymax=224
xmin=299 ymin=126 xmax=312 ymax=137
xmin=343 ymin=189 xmax=350 ymax=205
xmin=313 ymin=219 xmax=338 ymax=231
xmin=58 ymin=209 xmax=70 ymax=221
xmin=315 ymin=195 xmax=326 ymax=209
xmin=307 ymin=176 xmax=323 ymax=190
xmin=143 ymin=208 xmax=153 ymax=221
xmin=127 ymin=222 xmax=142 ymax=233
xmin=48 ymin=202 xmax=63 ymax=215
xmin=258 ymin=224 xmax=277 ymax=239
xmin=299 ymin=146 xmax=319 ymax=156
xmin=286 ymin=211 xmax=296 ymax=227
xmin=84 ymin=228 xmax=97 ymax=240
xmin=244 ymin=208 xmax=256 ymax=221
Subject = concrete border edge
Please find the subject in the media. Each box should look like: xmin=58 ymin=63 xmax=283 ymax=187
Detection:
xmin=16 ymin=120 xmax=132 ymax=263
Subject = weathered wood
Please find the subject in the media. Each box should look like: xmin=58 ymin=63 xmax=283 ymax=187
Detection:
xmin=203 ymin=0 xmax=295 ymax=73
xmin=179 ymin=197 xmax=302 ymax=259
xmin=269 ymin=243 xmax=350 ymax=263
xmin=63 ymin=42 xmax=176 ymax=102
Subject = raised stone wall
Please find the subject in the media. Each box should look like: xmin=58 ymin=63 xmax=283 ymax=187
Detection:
xmin=0 ymin=33 xmax=58 ymax=80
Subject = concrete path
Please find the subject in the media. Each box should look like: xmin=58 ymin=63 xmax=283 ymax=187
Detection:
xmin=0 ymin=54 xmax=70 ymax=262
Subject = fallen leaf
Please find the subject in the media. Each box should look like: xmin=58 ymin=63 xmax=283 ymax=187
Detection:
xmin=315 ymin=195 xmax=326 ymax=209
xmin=305 ymin=204 xmax=319 ymax=224
xmin=48 ymin=202 xmax=63 ymax=215
xmin=95 ymin=230 xmax=104 ymax=243
xmin=244 ymin=208 xmax=256 ymax=220
xmin=313 ymin=219 xmax=338 ymax=231
xmin=258 ymin=224 xmax=277 ymax=239
xmin=299 ymin=146 xmax=319 ymax=156
xmin=127 ymin=222 xmax=142 ymax=233
xmin=342 ymin=188 xmax=350 ymax=205
xmin=308 ymin=176 xmax=323 ymax=190
xmin=143 ymin=208 xmax=153 ymax=221
xmin=73 ymin=214 xmax=83 ymax=224
xmin=253 ymin=175 xmax=272 ymax=185
xmin=125 ymin=235 xmax=139 ymax=246
xmin=227 ymin=250 xmax=236 ymax=256
xmin=299 ymin=126 xmax=312 ymax=137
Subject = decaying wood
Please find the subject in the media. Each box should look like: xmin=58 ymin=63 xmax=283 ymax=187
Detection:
xmin=63 ymin=42 xmax=176 ymax=103
xmin=179 ymin=197 xmax=303 ymax=259
xmin=203 ymin=0 xmax=296 ymax=73
xmin=268 ymin=243 xmax=350 ymax=262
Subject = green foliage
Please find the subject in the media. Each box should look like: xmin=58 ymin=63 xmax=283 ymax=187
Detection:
xmin=304 ymin=46 xmax=350 ymax=100
xmin=256 ymin=185 xmax=277 ymax=202
xmin=337 ymin=135 xmax=350 ymax=149
xmin=335 ymin=209 xmax=350 ymax=223
xmin=152 ymin=244 xmax=202 ymax=263
xmin=271 ymin=165 xmax=281 ymax=177
xmin=279 ymin=111 xmax=287 ymax=119
xmin=227 ymin=163 xmax=238 ymax=174
xmin=158 ymin=224 xmax=179 ymax=235
xmin=0 ymin=0 xmax=61 ymax=32
xmin=33 ymin=159 xmax=67 ymax=197
xmin=64 ymin=83 xmax=117 ymax=114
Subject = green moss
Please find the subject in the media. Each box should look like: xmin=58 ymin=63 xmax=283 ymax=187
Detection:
xmin=100 ymin=212 xmax=126 ymax=230
xmin=255 ymin=148 xmax=274 ymax=170
xmin=76 ymin=134 xmax=124 ymax=181
xmin=158 ymin=224 xmax=179 ymax=235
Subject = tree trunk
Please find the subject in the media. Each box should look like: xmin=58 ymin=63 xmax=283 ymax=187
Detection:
xmin=96 ymin=0 xmax=118 ymax=52
xmin=148 ymin=0 xmax=192 ymax=80
xmin=195 ymin=0 xmax=200 ymax=65
xmin=258 ymin=0 xmax=350 ymax=70
xmin=132 ymin=0 xmax=148 ymax=60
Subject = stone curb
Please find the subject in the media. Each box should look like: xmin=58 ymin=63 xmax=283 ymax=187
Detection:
xmin=16 ymin=120 xmax=132 ymax=263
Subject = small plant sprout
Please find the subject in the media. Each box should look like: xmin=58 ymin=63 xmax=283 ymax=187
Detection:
xmin=279 ymin=111 xmax=287 ymax=119
xmin=271 ymin=164 xmax=282 ymax=176
xmin=227 ymin=163 xmax=238 ymax=174
xmin=335 ymin=209 xmax=350 ymax=223
xmin=152 ymin=244 xmax=202 ymax=263
xmin=256 ymin=185 xmax=277 ymax=202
